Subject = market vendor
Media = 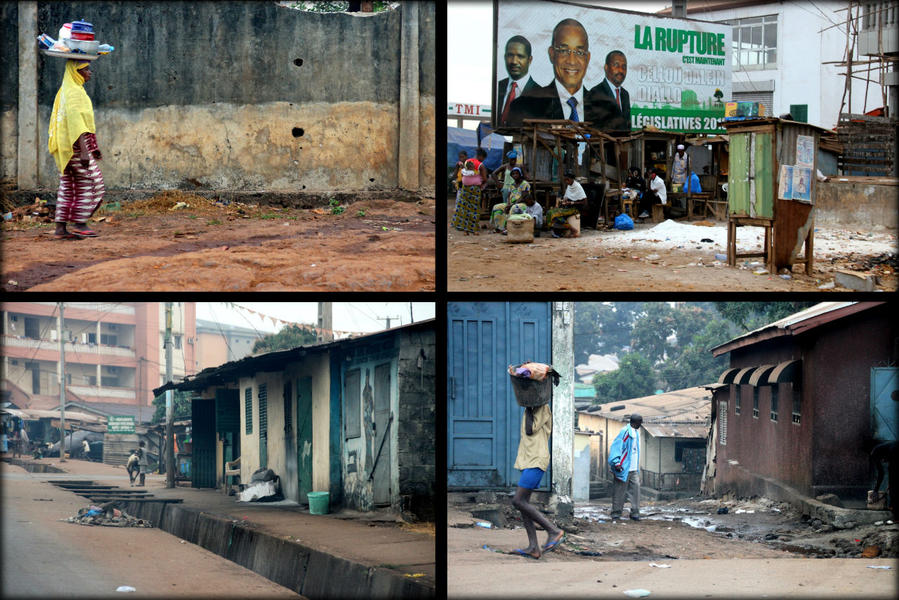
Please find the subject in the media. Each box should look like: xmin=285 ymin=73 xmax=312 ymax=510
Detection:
xmin=49 ymin=60 xmax=105 ymax=239
xmin=545 ymin=172 xmax=586 ymax=237
xmin=491 ymin=151 xmax=526 ymax=205
xmin=671 ymin=144 xmax=689 ymax=188
xmin=490 ymin=167 xmax=532 ymax=233
xmin=638 ymin=168 xmax=667 ymax=218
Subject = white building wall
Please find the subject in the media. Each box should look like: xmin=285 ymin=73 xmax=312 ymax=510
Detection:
xmin=698 ymin=1 xmax=869 ymax=129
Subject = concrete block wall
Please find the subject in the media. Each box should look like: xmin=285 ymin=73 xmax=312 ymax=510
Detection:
xmin=397 ymin=327 xmax=436 ymax=521
xmin=3 ymin=1 xmax=435 ymax=193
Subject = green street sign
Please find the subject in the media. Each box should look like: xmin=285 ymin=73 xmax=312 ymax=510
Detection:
xmin=107 ymin=415 xmax=135 ymax=434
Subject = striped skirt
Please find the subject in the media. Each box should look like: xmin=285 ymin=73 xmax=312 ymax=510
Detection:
xmin=56 ymin=152 xmax=104 ymax=223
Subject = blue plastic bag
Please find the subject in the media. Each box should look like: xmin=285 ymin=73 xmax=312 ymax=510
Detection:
xmin=614 ymin=213 xmax=634 ymax=230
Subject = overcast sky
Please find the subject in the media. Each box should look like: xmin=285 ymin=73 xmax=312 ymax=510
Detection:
xmin=196 ymin=302 xmax=435 ymax=336
xmin=448 ymin=0 xmax=669 ymax=106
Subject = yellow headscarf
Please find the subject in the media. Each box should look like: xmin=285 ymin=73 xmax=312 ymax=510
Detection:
xmin=48 ymin=60 xmax=95 ymax=173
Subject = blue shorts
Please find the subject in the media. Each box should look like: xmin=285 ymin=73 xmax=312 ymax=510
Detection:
xmin=517 ymin=468 xmax=545 ymax=490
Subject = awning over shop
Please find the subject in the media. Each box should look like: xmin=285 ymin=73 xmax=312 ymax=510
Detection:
xmin=768 ymin=359 xmax=801 ymax=384
xmin=717 ymin=367 xmax=740 ymax=384
xmin=641 ymin=423 xmax=709 ymax=438
xmin=733 ymin=367 xmax=756 ymax=385
xmin=748 ymin=364 xmax=777 ymax=386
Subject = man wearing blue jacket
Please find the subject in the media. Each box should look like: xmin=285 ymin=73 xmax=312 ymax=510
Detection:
xmin=608 ymin=413 xmax=642 ymax=521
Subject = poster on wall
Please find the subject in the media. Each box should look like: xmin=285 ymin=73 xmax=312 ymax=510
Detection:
xmin=791 ymin=167 xmax=812 ymax=203
xmin=795 ymin=135 xmax=814 ymax=168
xmin=493 ymin=0 xmax=732 ymax=134
xmin=778 ymin=165 xmax=794 ymax=200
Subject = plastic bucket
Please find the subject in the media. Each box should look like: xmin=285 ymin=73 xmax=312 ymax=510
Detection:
xmin=308 ymin=491 xmax=330 ymax=514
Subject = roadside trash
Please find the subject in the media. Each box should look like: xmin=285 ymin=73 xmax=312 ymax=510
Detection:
xmin=475 ymin=521 xmax=493 ymax=529
xmin=2 ymin=212 xmax=12 ymax=221
xmin=64 ymin=504 xmax=152 ymax=528
xmin=238 ymin=467 xmax=283 ymax=502
xmin=861 ymin=545 xmax=881 ymax=558
xmin=404 ymin=573 xmax=426 ymax=578
xmin=576 ymin=550 xmax=602 ymax=556
xmin=115 ymin=586 xmax=136 ymax=593
xmin=645 ymin=254 xmax=660 ymax=260
xmin=867 ymin=565 xmax=891 ymax=569
xmin=623 ymin=589 xmax=651 ymax=597
xmin=779 ymin=274 xmax=791 ymax=280
xmin=818 ymin=281 xmax=835 ymax=289
xmin=717 ymin=507 xmax=728 ymax=514
xmin=700 ymin=238 xmax=713 ymax=243
xmin=648 ymin=563 xmax=671 ymax=568
xmin=753 ymin=269 xmax=769 ymax=275
xmin=482 ymin=544 xmax=503 ymax=553
xmin=734 ymin=509 xmax=755 ymax=514
xmin=714 ymin=253 xmax=726 ymax=261
xmin=170 ymin=201 xmax=190 ymax=210
xmin=614 ymin=213 xmax=634 ymax=230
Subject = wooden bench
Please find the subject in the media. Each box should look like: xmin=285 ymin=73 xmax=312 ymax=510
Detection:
xmin=224 ymin=457 xmax=241 ymax=495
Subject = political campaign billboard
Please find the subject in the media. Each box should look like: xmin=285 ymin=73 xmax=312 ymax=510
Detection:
xmin=493 ymin=1 xmax=732 ymax=134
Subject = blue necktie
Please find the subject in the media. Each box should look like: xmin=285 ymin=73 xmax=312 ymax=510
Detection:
xmin=567 ymin=97 xmax=579 ymax=122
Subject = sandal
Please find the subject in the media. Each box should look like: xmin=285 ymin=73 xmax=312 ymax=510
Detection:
xmin=542 ymin=531 xmax=565 ymax=553
xmin=71 ymin=227 xmax=97 ymax=237
xmin=53 ymin=232 xmax=79 ymax=240
xmin=511 ymin=548 xmax=540 ymax=560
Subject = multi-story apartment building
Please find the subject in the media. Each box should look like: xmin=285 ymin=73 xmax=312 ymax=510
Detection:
xmin=195 ymin=319 xmax=264 ymax=371
xmin=1 ymin=302 xmax=196 ymax=420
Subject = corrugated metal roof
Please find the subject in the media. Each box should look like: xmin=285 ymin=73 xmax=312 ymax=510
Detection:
xmin=712 ymin=302 xmax=884 ymax=356
xmin=641 ymin=423 xmax=709 ymax=438
xmin=577 ymin=386 xmax=711 ymax=425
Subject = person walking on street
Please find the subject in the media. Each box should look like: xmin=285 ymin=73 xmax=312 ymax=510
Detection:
xmin=511 ymin=403 xmax=565 ymax=559
xmin=126 ymin=448 xmax=140 ymax=486
xmin=137 ymin=440 xmax=149 ymax=487
xmin=609 ymin=413 xmax=643 ymax=521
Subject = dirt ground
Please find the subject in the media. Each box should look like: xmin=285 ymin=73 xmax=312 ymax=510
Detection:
xmin=2 ymin=192 xmax=435 ymax=291
xmin=449 ymin=495 xmax=899 ymax=561
xmin=447 ymin=202 xmax=898 ymax=292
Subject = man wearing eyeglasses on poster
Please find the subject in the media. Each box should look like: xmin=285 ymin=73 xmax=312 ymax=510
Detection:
xmin=507 ymin=19 xmax=591 ymax=127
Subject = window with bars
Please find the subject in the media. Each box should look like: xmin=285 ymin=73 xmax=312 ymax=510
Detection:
xmin=283 ymin=381 xmax=292 ymax=435
xmin=719 ymin=401 xmax=728 ymax=446
xmin=724 ymin=14 xmax=777 ymax=69
xmin=791 ymin=383 xmax=801 ymax=424
xmin=733 ymin=384 xmax=740 ymax=415
xmin=344 ymin=369 xmax=361 ymax=439
xmin=752 ymin=386 xmax=759 ymax=419
xmin=770 ymin=385 xmax=779 ymax=422
xmin=259 ymin=383 xmax=268 ymax=436
xmin=245 ymin=387 xmax=253 ymax=434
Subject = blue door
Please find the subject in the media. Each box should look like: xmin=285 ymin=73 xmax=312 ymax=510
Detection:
xmin=447 ymin=302 xmax=552 ymax=489
xmin=871 ymin=367 xmax=898 ymax=442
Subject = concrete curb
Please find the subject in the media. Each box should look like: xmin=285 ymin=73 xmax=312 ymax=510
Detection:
xmin=120 ymin=500 xmax=433 ymax=599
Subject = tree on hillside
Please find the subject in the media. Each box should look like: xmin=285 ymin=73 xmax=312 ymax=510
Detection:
xmin=714 ymin=302 xmax=818 ymax=332
xmin=573 ymin=302 xmax=641 ymax=363
xmin=592 ymin=352 xmax=657 ymax=405
xmin=659 ymin=318 xmax=738 ymax=391
xmin=252 ymin=324 xmax=318 ymax=354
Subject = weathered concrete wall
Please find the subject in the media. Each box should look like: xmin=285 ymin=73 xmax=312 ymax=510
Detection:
xmin=5 ymin=1 xmax=434 ymax=192
xmin=397 ymin=327 xmax=435 ymax=521
xmin=815 ymin=179 xmax=898 ymax=230
xmin=551 ymin=302 xmax=575 ymax=503
xmin=119 ymin=500 xmax=433 ymax=598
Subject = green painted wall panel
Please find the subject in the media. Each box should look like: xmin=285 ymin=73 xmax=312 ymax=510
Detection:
xmin=753 ymin=132 xmax=774 ymax=218
xmin=729 ymin=134 xmax=749 ymax=215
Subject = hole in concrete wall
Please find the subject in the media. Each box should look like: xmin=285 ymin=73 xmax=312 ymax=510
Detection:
xmin=302 ymin=185 xmax=306 ymax=190
xmin=294 ymin=58 xmax=304 ymax=67
xmin=292 ymin=128 xmax=305 ymax=137
xmin=369 ymin=178 xmax=375 ymax=182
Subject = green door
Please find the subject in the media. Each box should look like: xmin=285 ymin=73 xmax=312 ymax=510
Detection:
xmin=297 ymin=377 xmax=313 ymax=504
xmin=728 ymin=131 xmax=774 ymax=219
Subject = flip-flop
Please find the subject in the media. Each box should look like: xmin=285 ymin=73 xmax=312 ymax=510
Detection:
xmin=542 ymin=531 xmax=565 ymax=553
xmin=511 ymin=548 xmax=540 ymax=560
xmin=71 ymin=228 xmax=97 ymax=237
xmin=53 ymin=232 xmax=79 ymax=240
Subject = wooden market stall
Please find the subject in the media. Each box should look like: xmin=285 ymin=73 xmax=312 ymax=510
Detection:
xmin=721 ymin=117 xmax=831 ymax=274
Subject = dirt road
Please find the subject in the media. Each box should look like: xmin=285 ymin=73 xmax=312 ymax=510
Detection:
xmin=448 ymin=497 xmax=898 ymax=598
xmin=2 ymin=194 xmax=435 ymax=291
xmin=447 ymin=204 xmax=897 ymax=292
xmin=2 ymin=461 xmax=300 ymax=598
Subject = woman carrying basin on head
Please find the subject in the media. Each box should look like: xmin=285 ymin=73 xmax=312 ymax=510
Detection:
xmin=48 ymin=60 xmax=105 ymax=239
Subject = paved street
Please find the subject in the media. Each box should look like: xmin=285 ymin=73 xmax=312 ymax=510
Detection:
xmin=2 ymin=461 xmax=300 ymax=598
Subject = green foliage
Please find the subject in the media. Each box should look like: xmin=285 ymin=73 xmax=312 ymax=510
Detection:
xmin=286 ymin=2 xmax=394 ymax=13
xmin=714 ymin=302 xmax=818 ymax=332
xmin=356 ymin=210 xmax=366 ymax=217
xmin=329 ymin=198 xmax=345 ymax=215
xmin=593 ymin=352 xmax=657 ymax=404
xmin=252 ymin=323 xmax=318 ymax=354
xmin=658 ymin=318 xmax=737 ymax=391
xmin=151 ymin=390 xmax=193 ymax=425
xmin=573 ymin=302 xmax=641 ymax=363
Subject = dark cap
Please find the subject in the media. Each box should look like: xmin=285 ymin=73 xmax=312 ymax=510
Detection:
xmin=564 ymin=171 xmax=575 ymax=179
xmin=629 ymin=413 xmax=643 ymax=424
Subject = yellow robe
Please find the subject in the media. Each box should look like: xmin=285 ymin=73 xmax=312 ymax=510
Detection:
xmin=48 ymin=61 xmax=95 ymax=174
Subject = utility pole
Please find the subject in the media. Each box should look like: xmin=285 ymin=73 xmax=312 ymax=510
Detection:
xmin=57 ymin=302 xmax=66 ymax=462
xmin=164 ymin=302 xmax=175 ymax=488
xmin=317 ymin=302 xmax=333 ymax=342
xmin=379 ymin=315 xmax=401 ymax=329
xmin=409 ymin=302 xmax=414 ymax=324
xmin=672 ymin=0 xmax=687 ymax=18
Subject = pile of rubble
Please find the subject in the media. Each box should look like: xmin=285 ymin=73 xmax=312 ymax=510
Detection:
xmin=3 ymin=198 xmax=55 ymax=223
xmin=62 ymin=503 xmax=152 ymax=528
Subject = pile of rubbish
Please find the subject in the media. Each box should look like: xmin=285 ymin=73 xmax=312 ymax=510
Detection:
xmin=238 ymin=467 xmax=284 ymax=503
xmin=3 ymin=198 xmax=54 ymax=223
xmin=62 ymin=503 xmax=152 ymax=528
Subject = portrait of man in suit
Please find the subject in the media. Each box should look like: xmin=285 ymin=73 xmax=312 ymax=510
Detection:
xmin=496 ymin=36 xmax=540 ymax=127
xmin=507 ymin=19 xmax=591 ymax=127
xmin=585 ymin=50 xmax=631 ymax=133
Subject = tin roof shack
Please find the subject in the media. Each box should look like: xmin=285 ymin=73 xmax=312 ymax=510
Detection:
xmin=722 ymin=117 xmax=833 ymax=274
xmin=578 ymin=387 xmax=711 ymax=500
xmin=155 ymin=320 xmax=435 ymax=520
xmin=708 ymin=302 xmax=897 ymax=506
